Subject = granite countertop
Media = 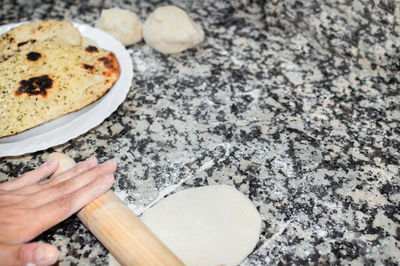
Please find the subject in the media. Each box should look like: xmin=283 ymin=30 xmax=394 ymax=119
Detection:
xmin=1 ymin=0 xmax=399 ymax=265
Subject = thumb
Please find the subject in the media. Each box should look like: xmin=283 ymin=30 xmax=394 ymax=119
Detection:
xmin=0 ymin=242 xmax=59 ymax=266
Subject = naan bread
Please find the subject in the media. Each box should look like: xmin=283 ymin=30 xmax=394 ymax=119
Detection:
xmin=0 ymin=39 xmax=119 ymax=137
xmin=0 ymin=20 xmax=82 ymax=62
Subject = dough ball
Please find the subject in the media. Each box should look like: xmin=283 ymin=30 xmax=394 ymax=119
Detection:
xmin=140 ymin=185 xmax=262 ymax=266
xmin=96 ymin=8 xmax=143 ymax=46
xmin=46 ymin=152 xmax=76 ymax=176
xmin=143 ymin=5 xmax=205 ymax=54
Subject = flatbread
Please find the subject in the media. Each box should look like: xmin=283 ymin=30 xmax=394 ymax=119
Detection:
xmin=0 ymin=20 xmax=82 ymax=62
xmin=0 ymin=39 xmax=119 ymax=137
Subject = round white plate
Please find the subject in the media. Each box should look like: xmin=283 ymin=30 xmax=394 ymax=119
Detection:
xmin=0 ymin=22 xmax=133 ymax=157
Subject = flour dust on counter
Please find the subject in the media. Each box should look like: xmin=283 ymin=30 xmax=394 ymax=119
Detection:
xmin=0 ymin=0 xmax=399 ymax=265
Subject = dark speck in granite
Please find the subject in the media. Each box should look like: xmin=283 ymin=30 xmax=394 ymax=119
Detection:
xmin=0 ymin=0 xmax=399 ymax=265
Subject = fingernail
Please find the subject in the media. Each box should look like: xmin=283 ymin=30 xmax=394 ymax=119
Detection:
xmin=77 ymin=156 xmax=97 ymax=167
xmin=102 ymin=159 xmax=117 ymax=167
xmin=92 ymin=182 xmax=111 ymax=197
xmin=92 ymin=184 xmax=108 ymax=197
xmin=35 ymin=246 xmax=57 ymax=265
xmin=84 ymin=156 xmax=97 ymax=164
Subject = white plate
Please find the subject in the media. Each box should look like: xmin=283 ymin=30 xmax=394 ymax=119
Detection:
xmin=0 ymin=22 xmax=133 ymax=157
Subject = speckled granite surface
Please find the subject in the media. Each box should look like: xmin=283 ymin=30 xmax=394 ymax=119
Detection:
xmin=1 ymin=0 xmax=399 ymax=265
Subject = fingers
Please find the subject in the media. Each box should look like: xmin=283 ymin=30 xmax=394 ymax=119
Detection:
xmin=0 ymin=192 xmax=26 ymax=207
xmin=31 ymin=165 xmax=115 ymax=237
xmin=26 ymin=159 xmax=115 ymax=208
xmin=0 ymin=159 xmax=58 ymax=191
xmin=40 ymin=156 xmax=98 ymax=188
xmin=0 ymin=156 xmax=116 ymax=249
xmin=0 ymin=242 xmax=58 ymax=266
xmin=13 ymin=157 xmax=98 ymax=195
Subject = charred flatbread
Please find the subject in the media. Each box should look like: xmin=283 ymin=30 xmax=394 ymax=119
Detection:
xmin=0 ymin=20 xmax=82 ymax=62
xmin=0 ymin=39 xmax=120 ymax=137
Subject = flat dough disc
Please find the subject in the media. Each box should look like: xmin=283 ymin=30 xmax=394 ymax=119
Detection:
xmin=136 ymin=185 xmax=261 ymax=266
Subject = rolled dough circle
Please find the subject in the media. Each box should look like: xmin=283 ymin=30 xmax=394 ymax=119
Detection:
xmin=137 ymin=185 xmax=262 ymax=266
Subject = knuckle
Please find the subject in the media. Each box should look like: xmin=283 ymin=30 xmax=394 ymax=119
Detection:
xmin=57 ymin=194 xmax=74 ymax=213
xmin=55 ymin=182 xmax=71 ymax=195
xmin=26 ymin=183 xmax=44 ymax=193
xmin=0 ymin=194 xmax=22 ymax=206
xmin=71 ymin=162 xmax=88 ymax=175
xmin=0 ymin=207 xmax=27 ymax=225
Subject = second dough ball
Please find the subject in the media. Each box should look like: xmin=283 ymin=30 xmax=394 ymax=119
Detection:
xmin=143 ymin=5 xmax=205 ymax=54
xmin=96 ymin=8 xmax=143 ymax=46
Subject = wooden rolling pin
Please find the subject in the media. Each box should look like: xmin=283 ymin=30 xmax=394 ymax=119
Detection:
xmin=47 ymin=153 xmax=184 ymax=266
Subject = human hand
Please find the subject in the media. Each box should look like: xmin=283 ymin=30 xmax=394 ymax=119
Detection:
xmin=0 ymin=156 xmax=116 ymax=265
